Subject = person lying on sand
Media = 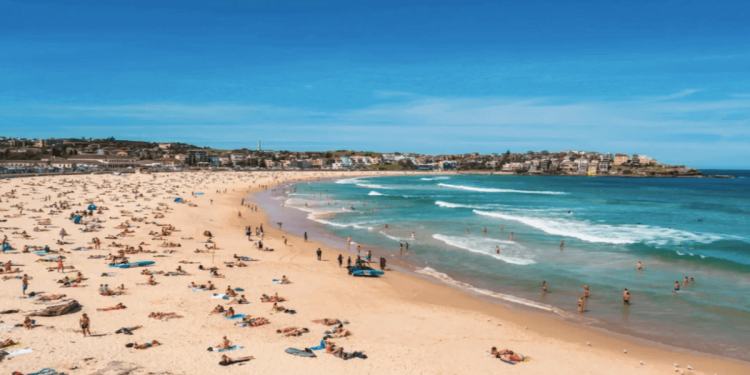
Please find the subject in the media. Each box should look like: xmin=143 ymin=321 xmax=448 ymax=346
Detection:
xmin=97 ymin=302 xmax=126 ymax=311
xmin=313 ymin=318 xmax=343 ymax=326
xmin=324 ymin=340 xmax=367 ymax=360
xmin=211 ymin=305 xmax=225 ymax=314
xmin=228 ymin=295 xmax=248 ymax=304
xmin=127 ymin=340 xmax=162 ymax=349
xmin=490 ymin=347 xmax=528 ymax=362
xmin=224 ymin=307 xmax=236 ymax=318
xmin=115 ymin=325 xmax=143 ymax=335
xmin=1 ymin=338 xmax=19 ymax=348
xmin=242 ymin=316 xmax=270 ymax=327
xmin=38 ymin=293 xmax=67 ymax=301
xmin=219 ymin=354 xmax=254 ymax=366
xmin=149 ymin=312 xmax=183 ymax=319
xmin=260 ymin=293 xmax=285 ymax=303
xmin=324 ymin=325 xmax=351 ymax=338
xmin=276 ymin=327 xmax=309 ymax=337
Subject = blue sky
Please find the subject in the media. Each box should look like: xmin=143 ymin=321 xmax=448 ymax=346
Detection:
xmin=1 ymin=0 xmax=749 ymax=168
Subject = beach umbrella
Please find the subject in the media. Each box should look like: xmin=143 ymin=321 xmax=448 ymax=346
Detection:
xmin=73 ymin=215 xmax=82 ymax=224
xmin=87 ymin=204 xmax=97 ymax=210
xmin=174 ymin=198 xmax=183 ymax=203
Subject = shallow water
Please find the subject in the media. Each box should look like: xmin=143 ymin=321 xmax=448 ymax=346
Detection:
xmin=266 ymin=171 xmax=750 ymax=361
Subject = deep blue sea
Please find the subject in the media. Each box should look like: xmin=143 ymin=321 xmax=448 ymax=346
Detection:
xmin=275 ymin=171 xmax=750 ymax=360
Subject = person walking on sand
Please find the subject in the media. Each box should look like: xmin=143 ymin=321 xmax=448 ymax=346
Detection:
xmin=337 ymin=254 xmax=343 ymax=267
xmin=57 ymin=256 xmax=64 ymax=273
xmin=80 ymin=313 xmax=91 ymax=337
xmin=316 ymin=248 xmax=322 ymax=261
xmin=59 ymin=228 xmax=67 ymax=240
xmin=22 ymin=274 xmax=29 ymax=296
xmin=347 ymin=256 xmax=352 ymax=267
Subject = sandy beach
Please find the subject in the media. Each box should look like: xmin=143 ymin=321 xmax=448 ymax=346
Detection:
xmin=1 ymin=171 xmax=747 ymax=375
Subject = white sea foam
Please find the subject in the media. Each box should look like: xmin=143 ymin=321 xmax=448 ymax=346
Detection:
xmin=335 ymin=177 xmax=363 ymax=184
xmin=438 ymin=183 xmax=568 ymax=195
xmin=312 ymin=217 xmax=374 ymax=230
xmin=416 ymin=267 xmax=571 ymax=317
xmin=432 ymin=234 xmax=534 ymax=265
xmin=421 ymin=177 xmax=451 ymax=181
xmin=357 ymin=183 xmax=392 ymax=189
xmin=435 ymin=200 xmax=492 ymax=209
xmin=368 ymin=191 xmax=385 ymax=196
xmin=379 ymin=231 xmax=412 ymax=242
xmin=473 ymin=210 xmax=724 ymax=246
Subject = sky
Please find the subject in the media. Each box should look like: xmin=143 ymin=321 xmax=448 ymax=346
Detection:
xmin=1 ymin=0 xmax=749 ymax=168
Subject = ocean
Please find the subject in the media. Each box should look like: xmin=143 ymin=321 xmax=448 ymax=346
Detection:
xmin=257 ymin=171 xmax=750 ymax=361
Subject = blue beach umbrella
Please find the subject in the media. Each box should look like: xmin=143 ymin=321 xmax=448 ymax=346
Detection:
xmin=174 ymin=198 xmax=183 ymax=203
xmin=88 ymin=204 xmax=97 ymax=210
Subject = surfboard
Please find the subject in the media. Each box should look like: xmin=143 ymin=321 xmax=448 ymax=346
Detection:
xmin=352 ymin=269 xmax=385 ymax=277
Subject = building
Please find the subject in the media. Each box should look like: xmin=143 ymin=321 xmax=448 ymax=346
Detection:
xmin=186 ymin=150 xmax=208 ymax=165
xmin=613 ymin=154 xmax=629 ymax=165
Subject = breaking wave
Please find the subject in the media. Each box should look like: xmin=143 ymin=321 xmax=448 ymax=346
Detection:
xmin=473 ymin=210 xmax=724 ymax=246
xmin=432 ymin=234 xmax=534 ymax=265
xmin=438 ymin=183 xmax=568 ymax=195
xmin=416 ymin=267 xmax=571 ymax=317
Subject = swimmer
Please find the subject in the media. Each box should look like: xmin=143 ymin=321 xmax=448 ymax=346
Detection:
xmin=637 ymin=261 xmax=643 ymax=271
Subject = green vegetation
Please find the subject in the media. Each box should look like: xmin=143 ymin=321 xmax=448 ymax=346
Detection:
xmin=367 ymin=164 xmax=403 ymax=170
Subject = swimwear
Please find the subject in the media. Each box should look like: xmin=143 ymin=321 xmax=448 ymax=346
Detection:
xmin=81 ymin=324 xmax=88 ymax=329
xmin=146 ymin=342 xmax=152 ymax=347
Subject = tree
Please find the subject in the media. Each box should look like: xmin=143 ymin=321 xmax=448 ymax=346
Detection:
xmin=397 ymin=158 xmax=415 ymax=170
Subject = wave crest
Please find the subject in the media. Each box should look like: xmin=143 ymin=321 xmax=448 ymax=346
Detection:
xmin=438 ymin=183 xmax=568 ymax=195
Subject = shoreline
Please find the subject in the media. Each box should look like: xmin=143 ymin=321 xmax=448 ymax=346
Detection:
xmin=1 ymin=170 xmax=747 ymax=375
xmin=256 ymin=176 xmax=750 ymax=367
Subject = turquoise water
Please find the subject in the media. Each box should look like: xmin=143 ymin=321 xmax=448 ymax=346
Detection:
xmin=281 ymin=172 xmax=750 ymax=360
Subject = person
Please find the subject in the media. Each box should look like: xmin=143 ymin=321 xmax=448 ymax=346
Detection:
xmin=560 ymin=240 xmax=564 ymax=250
xmin=80 ymin=313 xmax=91 ymax=336
xmin=399 ymin=243 xmax=403 ymax=255
xmin=483 ymin=227 xmax=487 ymax=233
xmin=23 ymin=316 xmax=33 ymax=329
xmin=379 ymin=257 xmax=386 ymax=270
xmin=316 ymin=248 xmax=322 ymax=261
xmin=219 ymin=354 xmax=254 ymax=366
xmin=2 ymin=338 xmax=18 ymax=348
xmin=623 ymin=288 xmax=630 ymax=305
xmin=337 ymin=254 xmax=343 ymax=267
xmin=510 ymin=232 xmax=514 ymax=241
xmin=356 ymin=244 xmax=361 ymax=255
xmin=542 ymin=281 xmax=547 ymax=293
xmin=304 ymin=232 xmax=308 ymax=242
xmin=130 ymin=340 xmax=161 ymax=349
xmin=690 ymin=277 xmax=695 ymax=283
xmin=495 ymin=246 xmax=500 ymax=254
xmin=674 ymin=281 xmax=680 ymax=291
xmin=365 ymin=250 xmax=371 ymax=263
xmin=22 ymin=274 xmax=29 ymax=295
xmin=218 ymin=336 xmax=231 ymax=350
xmin=683 ymin=276 xmax=689 ymax=286
xmin=577 ymin=297 xmax=584 ymax=313
xmin=57 ymin=256 xmax=64 ymax=273
xmin=637 ymin=261 xmax=643 ymax=271
xmin=583 ymin=285 xmax=590 ymax=299
xmin=347 ymin=256 xmax=352 ymax=267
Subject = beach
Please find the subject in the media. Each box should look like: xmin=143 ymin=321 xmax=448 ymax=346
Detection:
xmin=1 ymin=171 xmax=747 ymax=375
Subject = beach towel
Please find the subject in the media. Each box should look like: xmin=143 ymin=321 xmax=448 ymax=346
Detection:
xmin=0 ymin=325 xmax=21 ymax=330
xmin=309 ymin=339 xmax=326 ymax=351
xmin=286 ymin=348 xmax=316 ymax=357
xmin=211 ymin=293 xmax=229 ymax=300
xmin=5 ymin=348 xmax=33 ymax=356
xmin=225 ymin=314 xmax=246 ymax=320
xmin=73 ymin=248 xmax=89 ymax=251
xmin=208 ymin=345 xmax=244 ymax=352
xmin=27 ymin=368 xmax=64 ymax=375
xmin=1 ymin=342 xmax=21 ymax=349
xmin=234 ymin=287 xmax=244 ymax=292
xmin=191 ymin=288 xmax=208 ymax=292
xmin=272 ymin=279 xmax=281 ymax=284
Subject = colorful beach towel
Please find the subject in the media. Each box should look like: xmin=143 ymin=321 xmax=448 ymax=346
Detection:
xmin=211 ymin=293 xmax=229 ymax=299
xmin=286 ymin=348 xmax=316 ymax=357
xmin=5 ymin=348 xmax=33 ymax=356
xmin=208 ymin=345 xmax=244 ymax=352
xmin=309 ymin=339 xmax=326 ymax=351
xmin=225 ymin=314 xmax=246 ymax=320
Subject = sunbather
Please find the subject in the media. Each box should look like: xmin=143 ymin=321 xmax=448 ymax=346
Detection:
xmin=128 ymin=340 xmax=161 ymax=349
xmin=1 ymin=338 xmax=18 ymax=348
xmin=219 ymin=354 xmax=254 ymax=366
xmin=228 ymin=295 xmax=248 ymax=304
xmin=211 ymin=304 xmax=225 ymax=314
xmin=313 ymin=318 xmax=342 ymax=326
xmin=97 ymin=302 xmax=126 ymax=311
